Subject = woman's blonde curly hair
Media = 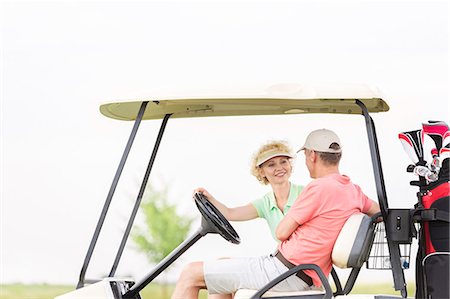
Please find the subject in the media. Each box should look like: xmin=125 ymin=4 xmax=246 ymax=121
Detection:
xmin=250 ymin=140 xmax=294 ymax=185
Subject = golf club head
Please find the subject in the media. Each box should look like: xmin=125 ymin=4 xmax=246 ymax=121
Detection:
xmin=422 ymin=121 xmax=449 ymax=152
xmin=414 ymin=165 xmax=438 ymax=182
xmin=431 ymin=148 xmax=439 ymax=157
xmin=440 ymin=147 xmax=450 ymax=161
xmin=398 ymin=130 xmax=424 ymax=164
xmin=440 ymin=131 xmax=450 ymax=162
xmin=443 ymin=131 xmax=450 ymax=149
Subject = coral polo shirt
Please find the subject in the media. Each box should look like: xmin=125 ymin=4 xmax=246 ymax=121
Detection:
xmin=278 ymin=173 xmax=372 ymax=286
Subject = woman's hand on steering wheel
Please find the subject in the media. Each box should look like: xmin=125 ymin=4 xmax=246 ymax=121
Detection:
xmin=193 ymin=187 xmax=215 ymax=202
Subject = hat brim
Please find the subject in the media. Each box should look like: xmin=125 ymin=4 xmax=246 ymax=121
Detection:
xmin=296 ymin=146 xmax=306 ymax=153
xmin=296 ymin=147 xmax=342 ymax=153
xmin=256 ymin=153 xmax=294 ymax=166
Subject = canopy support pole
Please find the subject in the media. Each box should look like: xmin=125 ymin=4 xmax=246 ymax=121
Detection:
xmin=356 ymin=100 xmax=407 ymax=298
xmin=77 ymin=101 xmax=149 ymax=289
xmin=109 ymin=113 xmax=172 ymax=277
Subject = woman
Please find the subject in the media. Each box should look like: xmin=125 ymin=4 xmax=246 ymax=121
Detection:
xmin=194 ymin=140 xmax=303 ymax=241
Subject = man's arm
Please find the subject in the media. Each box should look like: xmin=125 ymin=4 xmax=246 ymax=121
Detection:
xmin=275 ymin=215 xmax=300 ymax=241
xmin=366 ymin=200 xmax=381 ymax=217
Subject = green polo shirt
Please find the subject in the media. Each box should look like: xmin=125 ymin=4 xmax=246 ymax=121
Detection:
xmin=251 ymin=183 xmax=303 ymax=241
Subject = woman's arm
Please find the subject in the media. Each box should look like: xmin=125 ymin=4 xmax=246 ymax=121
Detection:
xmin=194 ymin=188 xmax=258 ymax=221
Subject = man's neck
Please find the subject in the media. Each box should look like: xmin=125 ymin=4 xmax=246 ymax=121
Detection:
xmin=314 ymin=166 xmax=339 ymax=178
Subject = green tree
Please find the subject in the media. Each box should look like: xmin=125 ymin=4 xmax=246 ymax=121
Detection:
xmin=132 ymin=184 xmax=193 ymax=296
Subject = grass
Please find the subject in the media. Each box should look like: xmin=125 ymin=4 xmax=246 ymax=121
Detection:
xmin=352 ymin=282 xmax=415 ymax=296
xmin=0 ymin=284 xmax=73 ymax=299
xmin=0 ymin=283 xmax=208 ymax=299
xmin=0 ymin=282 xmax=414 ymax=299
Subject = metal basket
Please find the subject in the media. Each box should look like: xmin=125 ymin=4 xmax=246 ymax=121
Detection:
xmin=366 ymin=222 xmax=411 ymax=270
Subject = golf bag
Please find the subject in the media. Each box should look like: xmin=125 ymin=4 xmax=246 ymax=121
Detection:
xmin=398 ymin=121 xmax=450 ymax=299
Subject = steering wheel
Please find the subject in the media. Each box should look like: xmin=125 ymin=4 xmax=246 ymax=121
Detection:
xmin=194 ymin=192 xmax=241 ymax=244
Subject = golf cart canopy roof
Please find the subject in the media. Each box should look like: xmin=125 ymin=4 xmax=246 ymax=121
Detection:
xmin=100 ymin=84 xmax=389 ymax=120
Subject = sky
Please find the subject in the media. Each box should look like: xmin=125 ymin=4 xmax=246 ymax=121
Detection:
xmin=1 ymin=0 xmax=449 ymax=291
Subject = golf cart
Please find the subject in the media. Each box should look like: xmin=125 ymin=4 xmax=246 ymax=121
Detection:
xmin=55 ymin=84 xmax=449 ymax=299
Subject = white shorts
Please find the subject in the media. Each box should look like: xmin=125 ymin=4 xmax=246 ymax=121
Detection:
xmin=203 ymin=254 xmax=309 ymax=294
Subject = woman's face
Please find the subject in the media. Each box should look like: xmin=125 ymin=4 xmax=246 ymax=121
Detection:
xmin=259 ymin=156 xmax=292 ymax=185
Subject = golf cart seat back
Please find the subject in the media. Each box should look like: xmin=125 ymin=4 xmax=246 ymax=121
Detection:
xmin=234 ymin=213 xmax=375 ymax=299
xmin=332 ymin=213 xmax=374 ymax=269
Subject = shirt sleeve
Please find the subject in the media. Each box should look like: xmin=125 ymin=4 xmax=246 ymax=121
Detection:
xmin=293 ymin=184 xmax=304 ymax=198
xmin=251 ymin=197 xmax=265 ymax=218
xmin=354 ymin=184 xmax=373 ymax=213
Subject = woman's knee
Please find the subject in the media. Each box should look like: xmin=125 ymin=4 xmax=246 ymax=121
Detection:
xmin=179 ymin=261 xmax=205 ymax=285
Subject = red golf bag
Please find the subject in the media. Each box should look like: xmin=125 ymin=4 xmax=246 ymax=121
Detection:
xmin=399 ymin=121 xmax=449 ymax=299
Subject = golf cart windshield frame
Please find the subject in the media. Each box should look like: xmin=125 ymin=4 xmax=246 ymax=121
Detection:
xmin=76 ymin=96 xmax=407 ymax=297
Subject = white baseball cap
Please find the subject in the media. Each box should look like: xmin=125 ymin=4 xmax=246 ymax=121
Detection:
xmin=297 ymin=129 xmax=342 ymax=153
xmin=256 ymin=148 xmax=294 ymax=166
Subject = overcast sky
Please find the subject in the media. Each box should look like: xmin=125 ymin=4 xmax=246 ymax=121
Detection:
xmin=1 ymin=0 xmax=449 ymax=290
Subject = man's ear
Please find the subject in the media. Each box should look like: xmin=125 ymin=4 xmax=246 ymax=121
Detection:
xmin=309 ymin=150 xmax=317 ymax=163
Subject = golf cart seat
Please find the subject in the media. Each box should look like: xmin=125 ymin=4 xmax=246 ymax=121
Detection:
xmin=234 ymin=213 xmax=376 ymax=299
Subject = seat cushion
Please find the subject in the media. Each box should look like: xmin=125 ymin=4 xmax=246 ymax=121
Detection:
xmin=332 ymin=213 xmax=372 ymax=268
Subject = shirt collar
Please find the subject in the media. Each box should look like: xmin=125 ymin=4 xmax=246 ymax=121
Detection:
xmin=269 ymin=192 xmax=278 ymax=210
xmin=269 ymin=183 xmax=294 ymax=211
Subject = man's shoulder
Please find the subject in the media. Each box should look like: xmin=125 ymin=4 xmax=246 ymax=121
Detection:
xmin=303 ymin=174 xmax=345 ymax=193
xmin=305 ymin=176 xmax=333 ymax=187
xmin=314 ymin=173 xmax=348 ymax=184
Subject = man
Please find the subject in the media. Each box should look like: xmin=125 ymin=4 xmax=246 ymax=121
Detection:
xmin=171 ymin=129 xmax=380 ymax=299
